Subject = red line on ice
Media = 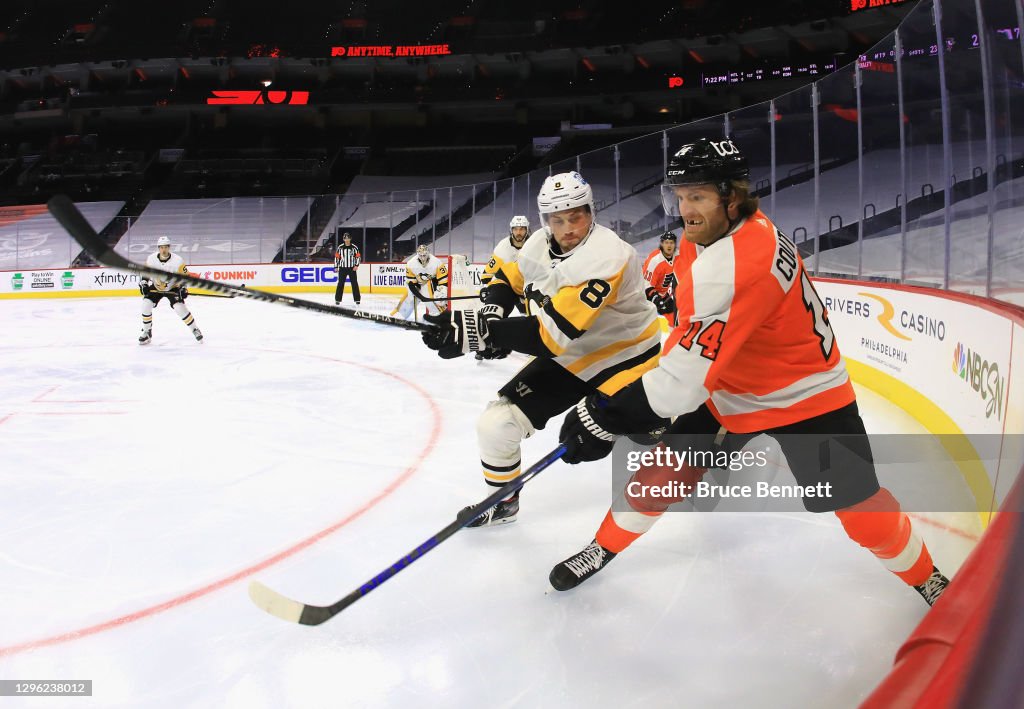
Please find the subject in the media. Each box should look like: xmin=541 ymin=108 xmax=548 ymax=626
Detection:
xmin=907 ymin=513 xmax=980 ymax=542
xmin=0 ymin=350 xmax=442 ymax=657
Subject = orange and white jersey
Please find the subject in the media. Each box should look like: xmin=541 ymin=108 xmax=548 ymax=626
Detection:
xmin=642 ymin=210 xmax=855 ymax=432
xmin=144 ymin=251 xmax=189 ymax=291
xmin=642 ymin=248 xmax=675 ymax=297
xmin=670 ymin=240 xmax=701 ymax=291
xmin=481 ymin=235 xmax=523 ymax=287
xmin=496 ymin=226 xmax=660 ymax=391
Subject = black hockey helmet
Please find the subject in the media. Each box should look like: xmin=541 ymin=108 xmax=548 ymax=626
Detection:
xmin=659 ymin=231 xmax=677 ymax=242
xmin=662 ymin=137 xmax=749 ymax=216
xmin=666 ymin=137 xmax=748 ymax=187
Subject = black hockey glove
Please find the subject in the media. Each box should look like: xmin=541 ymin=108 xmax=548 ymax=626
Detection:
xmin=559 ymin=397 xmax=619 ymax=464
xmin=139 ymin=279 xmax=152 ymax=297
xmin=176 ymin=286 xmax=189 ymax=300
xmin=475 ymin=344 xmax=511 ymax=360
xmin=645 ymin=287 xmax=676 ymax=316
xmin=422 ymin=305 xmax=502 ymax=359
xmin=559 ymin=382 xmax=671 ymax=464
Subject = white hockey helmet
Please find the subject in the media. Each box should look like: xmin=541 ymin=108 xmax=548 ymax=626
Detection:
xmin=156 ymin=236 xmax=171 ymax=247
xmin=509 ymin=215 xmax=529 ymax=231
xmin=536 ymin=171 xmax=593 ymax=226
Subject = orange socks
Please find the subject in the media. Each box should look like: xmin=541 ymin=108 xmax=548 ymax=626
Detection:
xmin=596 ymin=443 xmax=708 ymax=553
xmin=835 ymin=487 xmax=934 ymax=586
xmin=594 ymin=458 xmax=934 ymax=588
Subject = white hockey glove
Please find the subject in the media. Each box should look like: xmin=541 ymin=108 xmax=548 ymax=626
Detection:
xmin=422 ymin=304 xmax=502 ymax=359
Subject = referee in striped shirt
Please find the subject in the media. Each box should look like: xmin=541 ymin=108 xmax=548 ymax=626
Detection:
xmin=334 ymin=232 xmax=361 ymax=305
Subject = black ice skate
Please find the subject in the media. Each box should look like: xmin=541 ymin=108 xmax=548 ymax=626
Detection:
xmin=550 ymin=540 xmax=617 ymax=591
xmin=192 ymin=327 xmax=204 ymax=343
xmin=139 ymin=329 xmax=152 ymax=345
xmin=462 ymin=492 xmax=519 ymax=528
xmin=913 ymin=566 xmax=949 ymax=606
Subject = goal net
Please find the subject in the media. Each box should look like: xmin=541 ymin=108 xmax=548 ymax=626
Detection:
xmin=445 ymin=254 xmax=482 ymax=312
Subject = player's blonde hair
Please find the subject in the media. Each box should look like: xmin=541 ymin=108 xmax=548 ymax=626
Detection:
xmin=727 ymin=180 xmax=759 ymax=219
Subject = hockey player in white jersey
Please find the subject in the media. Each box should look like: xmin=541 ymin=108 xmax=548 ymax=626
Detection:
xmin=138 ymin=236 xmax=203 ymax=345
xmin=392 ymin=245 xmax=449 ymax=321
xmin=422 ymin=171 xmax=660 ymax=525
xmin=481 ymin=215 xmax=530 ymax=289
xmin=476 ymin=215 xmax=531 ymax=360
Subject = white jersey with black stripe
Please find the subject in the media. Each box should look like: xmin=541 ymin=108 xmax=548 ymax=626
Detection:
xmin=514 ymin=225 xmax=660 ymax=384
xmin=144 ymin=252 xmax=189 ymax=292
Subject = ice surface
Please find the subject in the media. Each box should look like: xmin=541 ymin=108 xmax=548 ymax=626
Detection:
xmin=0 ymin=294 xmax=980 ymax=708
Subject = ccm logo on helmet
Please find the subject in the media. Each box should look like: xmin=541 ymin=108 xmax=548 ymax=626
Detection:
xmin=710 ymin=140 xmax=739 ymax=156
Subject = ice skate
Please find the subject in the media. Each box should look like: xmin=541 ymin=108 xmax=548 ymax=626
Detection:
xmin=461 ymin=493 xmax=519 ymax=528
xmin=139 ymin=329 xmax=152 ymax=345
xmin=550 ymin=540 xmax=616 ymax=591
xmin=913 ymin=566 xmax=949 ymax=606
xmin=192 ymin=327 xmax=204 ymax=343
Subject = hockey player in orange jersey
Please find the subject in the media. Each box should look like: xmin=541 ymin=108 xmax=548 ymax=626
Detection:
xmin=642 ymin=231 xmax=684 ymax=327
xmin=553 ymin=137 xmax=950 ymax=607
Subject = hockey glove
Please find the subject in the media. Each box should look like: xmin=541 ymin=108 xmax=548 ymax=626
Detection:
xmin=559 ymin=397 xmax=619 ymax=464
xmin=559 ymin=382 xmax=671 ymax=463
xmin=422 ymin=305 xmax=502 ymax=359
xmin=176 ymin=286 xmax=189 ymax=300
xmin=475 ymin=344 xmax=511 ymax=360
xmin=139 ymin=279 xmax=153 ymax=297
xmin=645 ymin=287 xmax=676 ymax=316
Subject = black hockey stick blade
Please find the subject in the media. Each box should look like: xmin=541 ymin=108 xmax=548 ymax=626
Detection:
xmin=248 ymin=444 xmax=567 ymax=625
xmin=46 ymin=194 xmax=429 ymax=332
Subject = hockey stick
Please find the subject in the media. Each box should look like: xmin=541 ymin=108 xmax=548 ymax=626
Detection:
xmin=408 ymin=283 xmax=480 ymax=304
xmin=248 ymin=444 xmax=567 ymax=626
xmin=47 ymin=195 xmax=429 ymax=332
xmin=186 ymin=290 xmax=236 ymax=299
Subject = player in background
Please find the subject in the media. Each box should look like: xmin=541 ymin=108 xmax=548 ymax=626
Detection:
xmin=642 ymin=232 xmax=682 ymax=327
xmin=421 ymin=171 xmax=660 ymax=526
xmin=476 ymin=215 xmax=531 ymax=360
xmin=553 ymin=138 xmax=950 ymax=606
xmin=392 ymin=245 xmax=449 ymax=321
xmin=333 ymin=232 xmax=361 ymax=306
xmin=138 ymin=236 xmax=203 ymax=345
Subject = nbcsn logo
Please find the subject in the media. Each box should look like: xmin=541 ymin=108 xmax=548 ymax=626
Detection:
xmin=952 ymin=342 xmax=1005 ymax=421
xmin=952 ymin=342 xmax=967 ymax=376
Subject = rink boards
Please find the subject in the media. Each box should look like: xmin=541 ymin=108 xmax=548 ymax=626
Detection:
xmin=0 ymin=262 xmax=486 ymax=298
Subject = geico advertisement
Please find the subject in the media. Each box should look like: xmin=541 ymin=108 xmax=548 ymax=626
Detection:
xmin=816 ymin=280 xmax=1013 ymax=435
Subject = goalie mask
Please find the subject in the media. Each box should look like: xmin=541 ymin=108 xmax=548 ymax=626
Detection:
xmin=416 ymin=244 xmax=431 ymax=264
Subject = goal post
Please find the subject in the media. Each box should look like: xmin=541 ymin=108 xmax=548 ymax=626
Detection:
xmin=444 ymin=254 xmax=482 ymax=312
